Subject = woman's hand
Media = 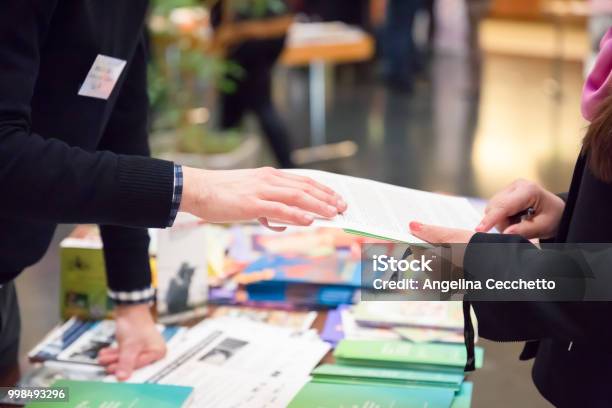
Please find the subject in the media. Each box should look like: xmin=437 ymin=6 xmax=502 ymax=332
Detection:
xmin=409 ymin=222 xmax=475 ymax=269
xmin=475 ymin=179 xmax=565 ymax=239
xmin=180 ymin=167 xmax=347 ymax=228
xmin=98 ymin=304 xmax=166 ymax=381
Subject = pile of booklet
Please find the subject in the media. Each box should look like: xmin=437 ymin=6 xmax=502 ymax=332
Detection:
xmin=292 ymin=300 xmax=482 ymax=407
xmin=321 ymin=301 xmax=473 ymax=346
xmin=210 ymin=225 xmax=368 ymax=308
xmin=288 ymin=340 xmax=482 ymax=408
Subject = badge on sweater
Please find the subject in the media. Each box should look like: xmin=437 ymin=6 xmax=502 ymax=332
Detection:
xmin=78 ymin=54 xmax=127 ymax=100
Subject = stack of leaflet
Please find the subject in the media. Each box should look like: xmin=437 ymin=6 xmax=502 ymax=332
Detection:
xmin=237 ymin=252 xmax=360 ymax=307
xmin=288 ymin=381 xmax=474 ymax=408
xmin=127 ymin=317 xmax=331 ymax=408
xmin=333 ymin=340 xmax=483 ymax=374
xmin=212 ymin=226 xmax=369 ymax=308
xmin=288 ymin=340 xmax=482 ymax=407
xmin=321 ymin=301 xmax=471 ymax=346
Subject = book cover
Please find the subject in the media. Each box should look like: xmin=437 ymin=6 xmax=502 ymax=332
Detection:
xmin=451 ymin=382 xmax=473 ymax=408
xmin=60 ymin=225 xmax=156 ymax=320
xmin=156 ymin=213 xmax=208 ymax=317
xmin=353 ymin=301 xmax=464 ymax=331
xmin=287 ymin=381 xmax=455 ymax=408
xmin=60 ymin=226 xmax=110 ymax=320
xmin=312 ymin=364 xmax=464 ymax=390
xmin=25 ymin=380 xmax=193 ymax=408
xmin=334 ymin=340 xmax=484 ymax=371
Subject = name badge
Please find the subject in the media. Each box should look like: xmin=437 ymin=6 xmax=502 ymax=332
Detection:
xmin=78 ymin=54 xmax=127 ymax=100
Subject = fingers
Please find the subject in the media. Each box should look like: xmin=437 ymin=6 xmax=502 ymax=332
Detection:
xmin=274 ymin=171 xmax=347 ymax=213
xmin=277 ymin=170 xmax=335 ymax=195
xmin=98 ymin=348 xmax=165 ymax=374
xmin=477 ymin=184 xmax=536 ymax=232
xmin=260 ymin=187 xmax=338 ymax=219
xmin=115 ymin=343 xmax=141 ymax=381
xmin=477 ymin=208 xmax=511 ymax=233
xmin=258 ymin=217 xmax=286 ymax=232
xmin=409 ymin=221 xmax=474 ymax=244
xmin=98 ymin=347 xmax=119 ymax=365
xmin=255 ymin=201 xmax=315 ymax=226
xmin=503 ymin=215 xmax=549 ymax=239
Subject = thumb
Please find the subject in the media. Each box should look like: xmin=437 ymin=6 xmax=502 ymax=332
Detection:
xmin=116 ymin=342 xmax=141 ymax=381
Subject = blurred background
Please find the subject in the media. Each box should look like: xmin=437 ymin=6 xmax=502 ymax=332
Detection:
xmin=16 ymin=1 xmax=612 ymax=407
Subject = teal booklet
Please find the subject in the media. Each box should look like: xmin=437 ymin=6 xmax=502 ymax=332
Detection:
xmin=334 ymin=340 xmax=484 ymax=373
xmin=25 ymin=380 xmax=193 ymax=408
xmin=288 ymin=381 xmax=455 ymax=408
xmin=312 ymin=364 xmax=464 ymax=390
xmin=451 ymin=382 xmax=473 ymax=408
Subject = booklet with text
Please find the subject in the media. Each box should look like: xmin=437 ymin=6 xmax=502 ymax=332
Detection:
xmin=275 ymin=170 xmax=483 ymax=243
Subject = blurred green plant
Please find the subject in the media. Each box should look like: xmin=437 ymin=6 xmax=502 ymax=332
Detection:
xmin=147 ymin=0 xmax=285 ymax=155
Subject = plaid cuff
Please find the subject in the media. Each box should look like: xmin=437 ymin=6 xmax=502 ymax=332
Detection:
xmin=168 ymin=164 xmax=183 ymax=227
xmin=108 ymin=286 xmax=156 ymax=305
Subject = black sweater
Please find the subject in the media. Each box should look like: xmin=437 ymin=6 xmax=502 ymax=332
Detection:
xmin=465 ymin=152 xmax=612 ymax=407
xmin=0 ymin=0 xmax=174 ymax=292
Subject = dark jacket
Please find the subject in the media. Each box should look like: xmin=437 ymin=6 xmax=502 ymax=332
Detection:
xmin=0 ymin=0 xmax=174 ymax=292
xmin=464 ymin=152 xmax=612 ymax=407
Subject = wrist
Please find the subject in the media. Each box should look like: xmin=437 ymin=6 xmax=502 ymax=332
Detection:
xmin=115 ymin=303 xmax=153 ymax=321
xmin=179 ymin=166 xmax=205 ymax=216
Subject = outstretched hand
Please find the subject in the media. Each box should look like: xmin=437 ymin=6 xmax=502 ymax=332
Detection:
xmin=180 ymin=167 xmax=347 ymax=229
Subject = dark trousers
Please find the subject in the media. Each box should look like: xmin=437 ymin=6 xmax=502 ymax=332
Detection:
xmin=0 ymin=282 xmax=20 ymax=373
xmin=383 ymin=0 xmax=424 ymax=86
xmin=220 ymin=38 xmax=295 ymax=168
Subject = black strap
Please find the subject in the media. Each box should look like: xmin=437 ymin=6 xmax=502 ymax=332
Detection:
xmin=463 ymin=300 xmax=476 ymax=372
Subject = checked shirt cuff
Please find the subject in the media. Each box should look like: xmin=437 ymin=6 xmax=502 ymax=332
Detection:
xmin=167 ymin=164 xmax=183 ymax=227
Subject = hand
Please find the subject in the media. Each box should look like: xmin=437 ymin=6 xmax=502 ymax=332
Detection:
xmin=98 ymin=304 xmax=166 ymax=381
xmin=409 ymin=222 xmax=475 ymax=269
xmin=180 ymin=167 xmax=347 ymax=228
xmin=475 ymin=179 xmax=565 ymax=239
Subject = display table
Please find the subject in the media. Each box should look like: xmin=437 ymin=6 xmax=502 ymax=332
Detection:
xmin=0 ymin=306 xmax=333 ymax=408
xmin=280 ymin=23 xmax=375 ymax=163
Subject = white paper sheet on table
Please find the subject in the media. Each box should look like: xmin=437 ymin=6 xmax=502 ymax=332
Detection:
xmin=125 ymin=318 xmax=329 ymax=408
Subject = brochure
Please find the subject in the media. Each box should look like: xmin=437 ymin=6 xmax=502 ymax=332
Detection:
xmin=24 ymin=380 xmax=193 ymax=408
xmin=28 ymin=317 xmax=183 ymax=365
xmin=128 ymin=317 xmax=330 ymax=408
xmin=274 ymin=169 xmax=482 ymax=244
xmin=287 ymin=381 xmax=455 ymax=408
xmin=156 ymin=213 xmax=208 ymax=319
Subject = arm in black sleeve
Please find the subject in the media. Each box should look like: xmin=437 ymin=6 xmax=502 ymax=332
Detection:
xmin=0 ymin=0 xmax=173 ymax=228
xmin=97 ymin=33 xmax=156 ymax=300
xmin=464 ymin=233 xmax=612 ymax=346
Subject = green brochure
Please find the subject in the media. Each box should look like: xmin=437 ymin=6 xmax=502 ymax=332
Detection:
xmin=25 ymin=380 xmax=193 ymax=408
xmin=451 ymin=382 xmax=473 ymax=408
xmin=312 ymin=364 xmax=464 ymax=390
xmin=334 ymin=340 xmax=484 ymax=373
xmin=288 ymin=381 xmax=455 ymax=408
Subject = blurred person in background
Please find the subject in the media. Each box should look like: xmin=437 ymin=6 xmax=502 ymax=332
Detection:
xmin=211 ymin=0 xmax=296 ymax=168
xmin=382 ymin=0 xmax=424 ymax=93
xmin=410 ymin=28 xmax=612 ymax=407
